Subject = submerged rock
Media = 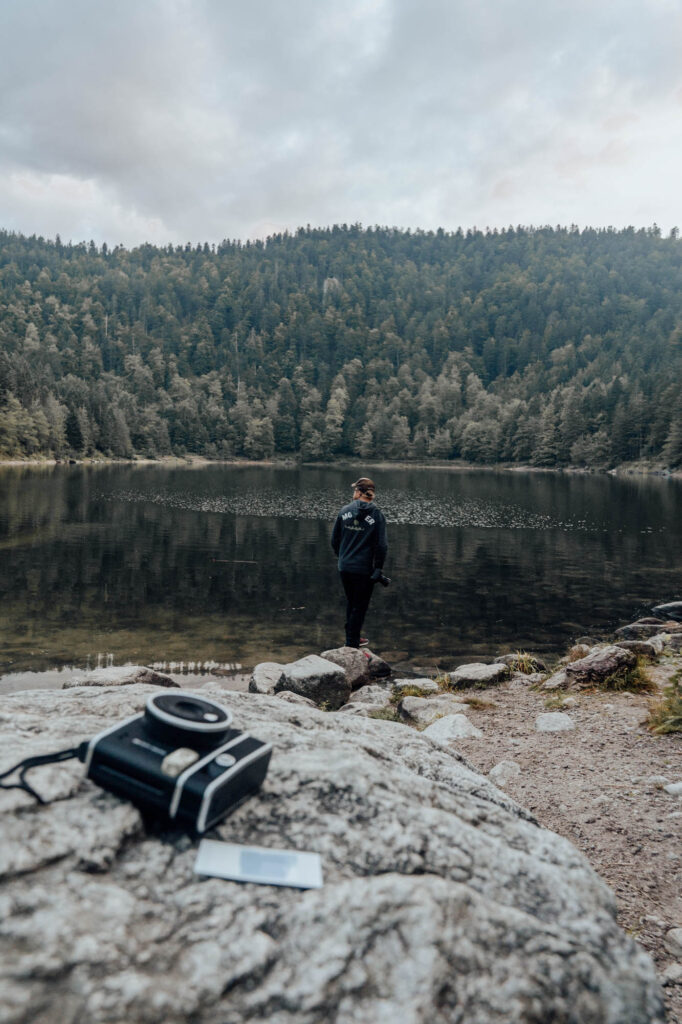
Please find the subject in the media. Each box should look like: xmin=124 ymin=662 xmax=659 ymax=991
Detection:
xmin=652 ymin=601 xmax=682 ymax=622
xmin=0 ymin=686 xmax=665 ymax=1024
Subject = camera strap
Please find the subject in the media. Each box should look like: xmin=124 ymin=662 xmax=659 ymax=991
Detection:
xmin=0 ymin=747 xmax=80 ymax=804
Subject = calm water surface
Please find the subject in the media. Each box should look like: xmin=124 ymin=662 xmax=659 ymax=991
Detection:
xmin=0 ymin=464 xmax=680 ymax=688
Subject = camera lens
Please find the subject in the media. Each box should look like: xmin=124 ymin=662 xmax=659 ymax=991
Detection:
xmin=144 ymin=692 xmax=233 ymax=749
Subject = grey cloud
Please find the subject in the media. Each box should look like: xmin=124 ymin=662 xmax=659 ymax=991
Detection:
xmin=0 ymin=0 xmax=681 ymax=244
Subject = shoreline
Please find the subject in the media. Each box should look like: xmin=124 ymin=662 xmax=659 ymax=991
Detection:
xmin=0 ymin=454 xmax=680 ymax=478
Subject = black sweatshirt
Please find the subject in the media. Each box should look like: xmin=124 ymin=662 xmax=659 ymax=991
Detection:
xmin=331 ymin=499 xmax=388 ymax=575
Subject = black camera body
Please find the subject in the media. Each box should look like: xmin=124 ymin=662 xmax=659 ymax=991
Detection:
xmin=78 ymin=692 xmax=271 ymax=834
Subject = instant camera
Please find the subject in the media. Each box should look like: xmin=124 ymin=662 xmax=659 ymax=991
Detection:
xmin=79 ymin=691 xmax=272 ymax=833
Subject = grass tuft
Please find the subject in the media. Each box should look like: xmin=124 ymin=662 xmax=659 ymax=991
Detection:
xmin=598 ymin=658 xmax=656 ymax=693
xmin=511 ymin=651 xmax=538 ymax=674
xmin=461 ymin=696 xmax=498 ymax=710
xmin=367 ymin=707 xmax=402 ymax=723
xmin=391 ymin=684 xmax=432 ymax=701
xmin=544 ymin=693 xmax=568 ymax=710
xmin=648 ymin=671 xmax=682 ymax=734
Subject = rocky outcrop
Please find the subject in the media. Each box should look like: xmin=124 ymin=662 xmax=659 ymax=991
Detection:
xmin=62 ymin=665 xmax=178 ymax=689
xmin=0 ymin=685 xmax=664 ymax=1024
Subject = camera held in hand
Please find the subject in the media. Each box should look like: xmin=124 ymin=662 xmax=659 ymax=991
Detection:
xmin=78 ymin=692 xmax=272 ymax=834
xmin=371 ymin=568 xmax=391 ymax=587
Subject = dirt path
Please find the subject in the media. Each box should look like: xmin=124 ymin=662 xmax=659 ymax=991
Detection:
xmin=453 ymin=663 xmax=682 ymax=1022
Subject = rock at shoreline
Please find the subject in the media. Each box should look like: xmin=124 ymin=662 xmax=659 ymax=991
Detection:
xmin=494 ymin=653 xmax=547 ymax=673
xmin=62 ymin=665 xmax=178 ymax=689
xmin=615 ymin=638 xmax=665 ymax=658
xmin=449 ymin=662 xmax=509 ymax=689
xmin=392 ymin=677 xmax=440 ymax=695
xmin=564 ymin=645 xmax=637 ymax=688
xmin=399 ymin=694 xmax=469 ymax=726
xmin=249 ymin=661 xmax=286 ymax=694
xmin=276 ymin=654 xmax=350 ymax=710
xmin=0 ymin=686 xmax=664 ymax=1023
xmin=616 ymin=620 xmax=682 ymax=640
xmin=250 ymin=655 xmax=350 ymax=709
xmin=319 ymin=646 xmax=391 ymax=689
xmin=348 ymin=684 xmax=393 ymax=707
xmin=652 ymin=601 xmax=682 ymax=622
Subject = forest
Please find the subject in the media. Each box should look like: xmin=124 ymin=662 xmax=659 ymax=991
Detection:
xmin=0 ymin=224 xmax=680 ymax=467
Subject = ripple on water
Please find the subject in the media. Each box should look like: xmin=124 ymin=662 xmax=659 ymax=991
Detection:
xmin=102 ymin=487 xmax=606 ymax=532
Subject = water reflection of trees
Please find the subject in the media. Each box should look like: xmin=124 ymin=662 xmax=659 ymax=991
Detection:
xmin=0 ymin=467 xmax=680 ymax=668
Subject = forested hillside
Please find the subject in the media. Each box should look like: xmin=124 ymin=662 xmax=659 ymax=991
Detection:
xmin=0 ymin=224 xmax=681 ymax=466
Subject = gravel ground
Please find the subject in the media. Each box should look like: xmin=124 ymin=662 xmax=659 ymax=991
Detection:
xmin=452 ymin=658 xmax=682 ymax=1023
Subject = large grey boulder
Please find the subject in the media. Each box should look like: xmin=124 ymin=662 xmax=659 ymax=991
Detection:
xmin=449 ymin=662 xmax=509 ymax=689
xmin=0 ymin=686 xmax=664 ymax=1024
xmin=275 ymin=654 xmax=350 ymax=710
xmin=62 ymin=665 xmax=178 ymax=689
xmin=564 ymin=645 xmax=636 ymax=689
xmin=652 ymin=601 xmax=682 ymax=622
xmin=250 ymin=656 xmax=350 ymax=709
xmin=320 ymin=646 xmax=391 ymax=689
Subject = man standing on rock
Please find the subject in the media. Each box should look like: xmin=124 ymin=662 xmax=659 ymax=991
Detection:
xmin=331 ymin=476 xmax=388 ymax=649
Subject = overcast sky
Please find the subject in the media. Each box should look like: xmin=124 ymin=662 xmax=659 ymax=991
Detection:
xmin=1 ymin=0 xmax=681 ymax=247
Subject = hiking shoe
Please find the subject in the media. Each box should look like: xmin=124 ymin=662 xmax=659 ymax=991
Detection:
xmin=359 ymin=637 xmax=369 ymax=647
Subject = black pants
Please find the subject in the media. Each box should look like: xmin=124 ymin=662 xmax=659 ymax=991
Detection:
xmin=340 ymin=571 xmax=374 ymax=648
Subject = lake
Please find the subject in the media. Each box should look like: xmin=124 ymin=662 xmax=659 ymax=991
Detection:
xmin=0 ymin=463 xmax=680 ymax=690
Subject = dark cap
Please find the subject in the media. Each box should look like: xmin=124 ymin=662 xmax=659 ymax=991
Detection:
xmin=352 ymin=477 xmax=376 ymax=497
